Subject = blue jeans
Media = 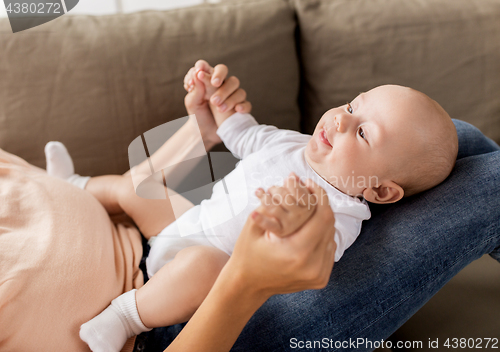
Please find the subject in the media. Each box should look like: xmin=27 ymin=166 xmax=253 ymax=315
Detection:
xmin=134 ymin=120 xmax=500 ymax=352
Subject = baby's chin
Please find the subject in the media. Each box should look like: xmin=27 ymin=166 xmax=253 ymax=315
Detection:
xmin=305 ymin=138 xmax=318 ymax=156
xmin=305 ymin=137 xmax=330 ymax=166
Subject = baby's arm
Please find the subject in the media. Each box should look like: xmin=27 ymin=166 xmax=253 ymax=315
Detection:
xmin=252 ymin=173 xmax=318 ymax=237
xmin=183 ymin=61 xmax=251 ymax=148
xmin=185 ymin=62 xmax=302 ymax=160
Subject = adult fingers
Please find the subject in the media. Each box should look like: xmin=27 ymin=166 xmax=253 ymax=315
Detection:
xmin=255 ymin=188 xmax=288 ymax=219
xmin=184 ymin=60 xmax=214 ymax=91
xmin=303 ymin=178 xmax=328 ymax=211
xmin=211 ymin=64 xmax=229 ymax=87
xmin=196 ymin=70 xmax=212 ymax=87
xmin=210 ymin=76 xmax=240 ymax=106
xmin=296 ymin=243 xmax=335 ymax=291
xmin=194 ymin=60 xmax=214 ymax=74
xmin=235 ymin=101 xmax=252 ymax=114
xmin=292 ymin=203 xmax=336 ymax=290
xmin=308 ymin=224 xmax=337 ymax=289
xmin=318 ymin=236 xmax=337 ymax=288
xmin=251 ymin=210 xmax=283 ymax=235
xmin=289 ymin=179 xmax=334 ymax=247
xmin=281 ymin=173 xmax=308 ymax=208
xmin=266 ymin=186 xmax=292 ymax=212
xmin=215 ymin=88 xmax=247 ymax=113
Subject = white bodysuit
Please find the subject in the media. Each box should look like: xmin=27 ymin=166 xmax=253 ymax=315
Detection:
xmin=146 ymin=113 xmax=371 ymax=278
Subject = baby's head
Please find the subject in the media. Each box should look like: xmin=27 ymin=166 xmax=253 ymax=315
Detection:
xmin=305 ymin=85 xmax=458 ymax=203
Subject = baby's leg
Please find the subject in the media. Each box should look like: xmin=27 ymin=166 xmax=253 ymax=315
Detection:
xmin=80 ymin=246 xmax=229 ymax=352
xmin=45 ymin=141 xmax=193 ymax=239
xmin=136 ymin=246 xmax=229 ymax=326
xmin=85 ymin=174 xmax=193 ymax=239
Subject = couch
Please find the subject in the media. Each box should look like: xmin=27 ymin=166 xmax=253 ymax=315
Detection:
xmin=1 ymin=0 xmax=499 ymax=350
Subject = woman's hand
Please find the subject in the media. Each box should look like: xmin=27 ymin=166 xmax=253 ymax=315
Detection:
xmin=183 ymin=60 xmax=252 ymax=149
xmin=252 ymin=173 xmax=316 ymax=237
xmin=227 ymin=177 xmax=336 ymax=299
xmin=165 ymin=178 xmax=336 ymax=352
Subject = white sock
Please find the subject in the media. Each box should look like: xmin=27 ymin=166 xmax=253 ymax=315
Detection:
xmin=44 ymin=141 xmax=90 ymax=189
xmin=66 ymin=173 xmax=91 ymax=190
xmin=79 ymin=289 xmax=151 ymax=352
xmin=45 ymin=141 xmax=74 ymax=179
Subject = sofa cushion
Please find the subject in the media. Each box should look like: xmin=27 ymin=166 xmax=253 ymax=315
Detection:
xmin=293 ymin=0 xmax=500 ymax=144
xmin=0 ymin=0 xmax=300 ymax=175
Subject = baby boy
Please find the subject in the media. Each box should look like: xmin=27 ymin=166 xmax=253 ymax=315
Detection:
xmin=45 ymin=64 xmax=458 ymax=352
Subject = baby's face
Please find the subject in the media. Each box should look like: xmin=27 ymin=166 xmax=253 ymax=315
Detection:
xmin=305 ymin=85 xmax=430 ymax=198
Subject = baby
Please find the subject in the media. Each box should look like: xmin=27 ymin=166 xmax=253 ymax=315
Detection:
xmin=45 ymin=65 xmax=458 ymax=352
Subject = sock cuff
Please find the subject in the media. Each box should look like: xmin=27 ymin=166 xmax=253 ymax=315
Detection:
xmin=67 ymin=174 xmax=91 ymax=190
xmin=113 ymin=289 xmax=152 ymax=335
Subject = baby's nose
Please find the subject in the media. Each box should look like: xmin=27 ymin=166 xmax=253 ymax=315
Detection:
xmin=334 ymin=115 xmax=346 ymax=132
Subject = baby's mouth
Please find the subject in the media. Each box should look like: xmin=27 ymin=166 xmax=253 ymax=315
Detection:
xmin=319 ymin=128 xmax=332 ymax=147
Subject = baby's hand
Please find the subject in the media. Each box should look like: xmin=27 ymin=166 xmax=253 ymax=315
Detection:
xmin=195 ymin=71 xmax=219 ymax=102
xmin=183 ymin=61 xmax=225 ymax=95
xmin=184 ymin=68 xmax=218 ymax=113
xmin=251 ymin=173 xmax=318 ymax=237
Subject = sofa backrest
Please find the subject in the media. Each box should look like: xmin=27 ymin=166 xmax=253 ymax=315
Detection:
xmin=0 ymin=0 xmax=300 ymax=175
xmin=293 ymin=0 xmax=500 ymax=142
xmin=1 ymin=0 xmax=499 ymax=176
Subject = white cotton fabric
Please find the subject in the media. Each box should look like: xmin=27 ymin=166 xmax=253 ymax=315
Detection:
xmin=146 ymin=113 xmax=371 ymax=278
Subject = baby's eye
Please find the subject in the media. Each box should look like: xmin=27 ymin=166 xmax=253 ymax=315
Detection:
xmin=358 ymin=127 xmax=366 ymax=140
xmin=347 ymin=103 xmax=353 ymax=114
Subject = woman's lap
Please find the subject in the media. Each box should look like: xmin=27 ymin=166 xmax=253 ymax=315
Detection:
xmin=135 ymin=119 xmax=500 ymax=352
xmin=233 ymin=151 xmax=500 ymax=352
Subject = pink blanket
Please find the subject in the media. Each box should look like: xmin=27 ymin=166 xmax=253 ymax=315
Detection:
xmin=0 ymin=149 xmax=143 ymax=352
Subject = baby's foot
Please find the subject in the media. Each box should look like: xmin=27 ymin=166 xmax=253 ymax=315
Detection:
xmin=45 ymin=141 xmax=74 ymax=179
xmin=44 ymin=141 xmax=90 ymax=189
xmin=80 ymin=290 xmax=151 ymax=352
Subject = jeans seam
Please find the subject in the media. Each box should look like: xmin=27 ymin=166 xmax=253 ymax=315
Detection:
xmin=331 ymin=235 xmax=496 ymax=352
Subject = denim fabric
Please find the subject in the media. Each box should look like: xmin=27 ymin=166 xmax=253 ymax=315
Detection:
xmin=454 ymin=119 xmax=500 ymax=160
xmin=135 ymin=119 xmax=500 ymax=352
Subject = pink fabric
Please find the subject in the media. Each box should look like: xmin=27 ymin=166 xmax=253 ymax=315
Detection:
xmin=0 ymin=149 xmax=143 ymax=352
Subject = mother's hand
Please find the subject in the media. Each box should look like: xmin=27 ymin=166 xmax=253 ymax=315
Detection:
xmin=228 ymin=177 xmax=337 ymax=299
xmin=165 ymin=178 xmax=336 ymax=352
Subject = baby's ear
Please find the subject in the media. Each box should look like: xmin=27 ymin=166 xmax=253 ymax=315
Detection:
xmin=362 ymin=181 xmax=404 ymax=204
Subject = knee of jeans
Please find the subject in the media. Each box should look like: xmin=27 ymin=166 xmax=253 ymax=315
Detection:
xmin=453 ymin=119 xmax=500 ymax=159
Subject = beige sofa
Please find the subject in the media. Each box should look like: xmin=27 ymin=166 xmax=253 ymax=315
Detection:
xmin=1 ymin=0 xmax=499 ymax=348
